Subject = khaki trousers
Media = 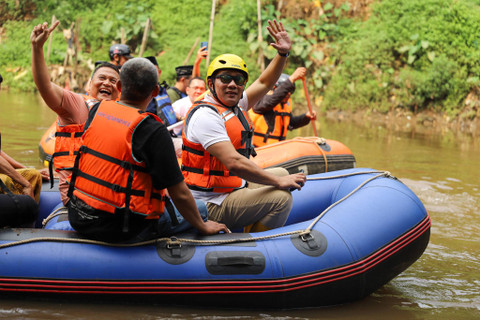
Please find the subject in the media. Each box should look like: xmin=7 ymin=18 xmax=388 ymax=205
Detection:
xmin=206 ymin=168 xmax=292 ymax=231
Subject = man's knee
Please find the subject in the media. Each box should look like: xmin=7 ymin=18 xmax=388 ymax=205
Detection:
xmin=275 ymin=189 xmax=293 ymax=213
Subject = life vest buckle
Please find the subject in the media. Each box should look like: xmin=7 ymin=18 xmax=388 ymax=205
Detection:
xmin=120 ymin=162 xmax=132 ymax=170
xmin=111 ymin=184 xmax=123 ymax=192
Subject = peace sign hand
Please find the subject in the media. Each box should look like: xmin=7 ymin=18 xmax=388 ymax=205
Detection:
xmin=30 ymin=20 xmax=60 ymax=49
xmin=266 ymin=19 xmax=291 ymax=55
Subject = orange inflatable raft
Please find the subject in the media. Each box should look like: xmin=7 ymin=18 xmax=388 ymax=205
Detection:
xmin=39 ymin=121 xmax=355 ymax=175
xmin=38 ymin=120 xmax=56 ymax=166
xmin=252 ymin=136 xmax=355 ymax=174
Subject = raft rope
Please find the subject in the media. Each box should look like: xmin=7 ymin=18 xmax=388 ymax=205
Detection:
xmin=0 ymin=170 xmax=392 ymax=249
xmin=314 ymin=137 xmax=329 ymax=173
xmin=41 ymin=205 xmax=67 ymax=227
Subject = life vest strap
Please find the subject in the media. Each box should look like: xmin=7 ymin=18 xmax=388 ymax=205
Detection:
xmin=186 ymin=183 xmax=243 ymax=193
xmin=55 ymin=131 xmax=83 ymax=138
xmin=181 ymin=164 xmax=235 ymax=177
xmin=253 ymin=131 xmax=285 ymax=140
xmin=187 ymin=184 xmax=215 ymax=192
xmin=72 ymin=169 xmax=164 ymax=200
xmin=237 ymin=148 xmax=251 ymax=158
xmin=48 ymin=150 xmax=79 ymax=188
xmin=272 ymin=111 xmax=292 ymax=117
xmin=182 ymin=144 xmax=204 ymax=156
xmin=80 ymin=146 xmax=147 ymax=173
xmin=76 ymin=171 xmax=143 ymax=196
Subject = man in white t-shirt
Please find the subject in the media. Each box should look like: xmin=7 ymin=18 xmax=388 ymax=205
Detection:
xmin=172 ymin=77 xmax=206 ymax=135
xmin=181 ymin=20 xmax=306 ymax=232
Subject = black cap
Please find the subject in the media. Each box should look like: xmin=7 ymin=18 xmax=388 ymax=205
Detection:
xmin=145 ymin=56 xmax=158 ymax=66
xmin=175 ymin=65 xmax=193 ymax=77
xmin=109 ymin=44 xmax=133 ymax=60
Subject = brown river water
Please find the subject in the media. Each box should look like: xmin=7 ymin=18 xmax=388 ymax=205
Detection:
xmin=0 ymin=91 xmax=479 ymax=319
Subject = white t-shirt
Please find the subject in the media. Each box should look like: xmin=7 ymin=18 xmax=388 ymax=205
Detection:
xmin=172 ymin=96 xmax=192 ymax=119
xmin=172 ymin=96 xmax=193 ymax=135
xmin=185 ymin=93 xmax=249 ymax=205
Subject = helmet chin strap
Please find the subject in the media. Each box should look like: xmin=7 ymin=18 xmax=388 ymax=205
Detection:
xmin=114 ymin=55 xmax=121 ymax=68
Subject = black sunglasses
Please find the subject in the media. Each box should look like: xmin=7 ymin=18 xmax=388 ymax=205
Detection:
xmin=216 ymin=74 xmax=247 ymax=86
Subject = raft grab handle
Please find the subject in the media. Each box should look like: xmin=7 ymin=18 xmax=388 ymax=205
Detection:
xmin=206 ymin=251 xmax=266 ymax=275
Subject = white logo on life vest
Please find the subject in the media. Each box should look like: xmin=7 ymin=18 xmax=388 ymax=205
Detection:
xmin=98 ymin=112 xmax=131 ymax=127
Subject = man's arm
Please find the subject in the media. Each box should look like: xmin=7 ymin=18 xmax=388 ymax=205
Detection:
xmin=0 ymin=151 xmax=24 ymax=169
xmin=252 ymin=80 xmax=295 ymax=113
xmin=206 ymin=141 xmax=306 ymax=190
xmin=245 ymin=20 xmax=292 ymax=108
xmin=31 ymin=21 xmax=65 ymax=112
xmin=193 ymin=46 xmax=208 ymax=78
xmin=167 ymin=181 xmax=230 ymax=235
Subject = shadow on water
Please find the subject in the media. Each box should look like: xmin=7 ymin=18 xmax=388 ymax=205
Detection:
xmin=0 ymin=289 xmax=425 ymax=320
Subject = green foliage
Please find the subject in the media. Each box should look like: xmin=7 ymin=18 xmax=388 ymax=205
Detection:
xmin=151 ymin=0 xmax=217 ymax=84
xmin=323 ymin=0 xmax=480 ymax=115
xmin=0 ymin=18 xmax=67 ymax=92
xmin=2 ymin=0 xmax=480 ymax=117
xmin=249 ymin=1 xmax=353 ymax=92
xmin=0 ymin=0 xmax=36 ymax=23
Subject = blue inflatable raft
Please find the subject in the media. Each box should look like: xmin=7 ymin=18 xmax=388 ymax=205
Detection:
xmin=0 ymin=168 xmax=430 ymax=308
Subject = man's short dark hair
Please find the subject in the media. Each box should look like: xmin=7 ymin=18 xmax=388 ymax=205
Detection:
xmin=120 ymin=58 xmax=158 ymax=101
xmin=91 ymin=62 xmax=120 ymax=79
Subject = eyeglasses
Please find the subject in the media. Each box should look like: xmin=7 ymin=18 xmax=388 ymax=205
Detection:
xmin=189 ymin=86 xmax=205 ymax=91
xmin=216 ymin=74 xmax=247 ymax=86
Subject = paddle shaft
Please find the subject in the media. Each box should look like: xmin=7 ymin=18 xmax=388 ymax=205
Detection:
xmin=167 ymin=121 xmax=184 ymax=131
xmin=301 ymin=78 xmax=318 ymax=136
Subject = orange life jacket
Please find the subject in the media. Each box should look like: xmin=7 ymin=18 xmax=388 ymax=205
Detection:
xmin=181 ymin=101 xmax=255 ymax=193
xmin=248 ymin=98 xmax=292 ymax=147
xmin=67 ymin=100 xmax=165 ymax=220
xmin=48 ymin=95 xmax=98 ymax=187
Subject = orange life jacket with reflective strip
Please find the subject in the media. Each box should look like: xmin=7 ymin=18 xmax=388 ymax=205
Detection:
xmin=52 ymin=95 xmax=97 ymax=171
xmin=181 ymin=101 xmax=255 ymax=193
xmin=248 ymin=98 xmax=292 ymax=147
xmin=67 ymin=100 xmax=165 ymax=219
xmin=48 ymin=96 xmax=98 ymax=187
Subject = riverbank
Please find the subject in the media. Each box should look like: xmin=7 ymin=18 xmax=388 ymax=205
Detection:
xmin=323 ymin=107 xmax=480 ymax=138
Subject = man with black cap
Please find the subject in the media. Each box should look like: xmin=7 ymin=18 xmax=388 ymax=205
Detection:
xmin=167 ymin=65 xmax=193 ymax=104
xmin=109 ymin=44 xmax=133 ymax=67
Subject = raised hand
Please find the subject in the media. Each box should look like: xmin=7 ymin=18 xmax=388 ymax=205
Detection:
xmin=266 ymin=19 xmax=292 ymax=55
xmin=196 ymin=46 xmax=208 ymax=61
xmin=290 ymin=67 xmax=307 ymax=82
xmin=30 ymin=20 xmax=60 ymax=49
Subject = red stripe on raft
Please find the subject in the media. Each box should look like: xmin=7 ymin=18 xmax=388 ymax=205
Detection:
xmin=0 ymin=216 xmax=430 ymax=295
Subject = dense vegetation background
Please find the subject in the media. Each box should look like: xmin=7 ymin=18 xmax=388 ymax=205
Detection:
xmin=1 ymin=0 xmax=480 ymax=119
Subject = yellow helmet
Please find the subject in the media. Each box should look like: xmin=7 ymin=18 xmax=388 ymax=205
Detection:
xmin=206 ymin=54 xmax=249 ymax=82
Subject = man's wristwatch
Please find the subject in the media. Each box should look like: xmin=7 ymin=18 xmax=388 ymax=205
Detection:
xmin=278 ymin=51 xmax=290 ymax=57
